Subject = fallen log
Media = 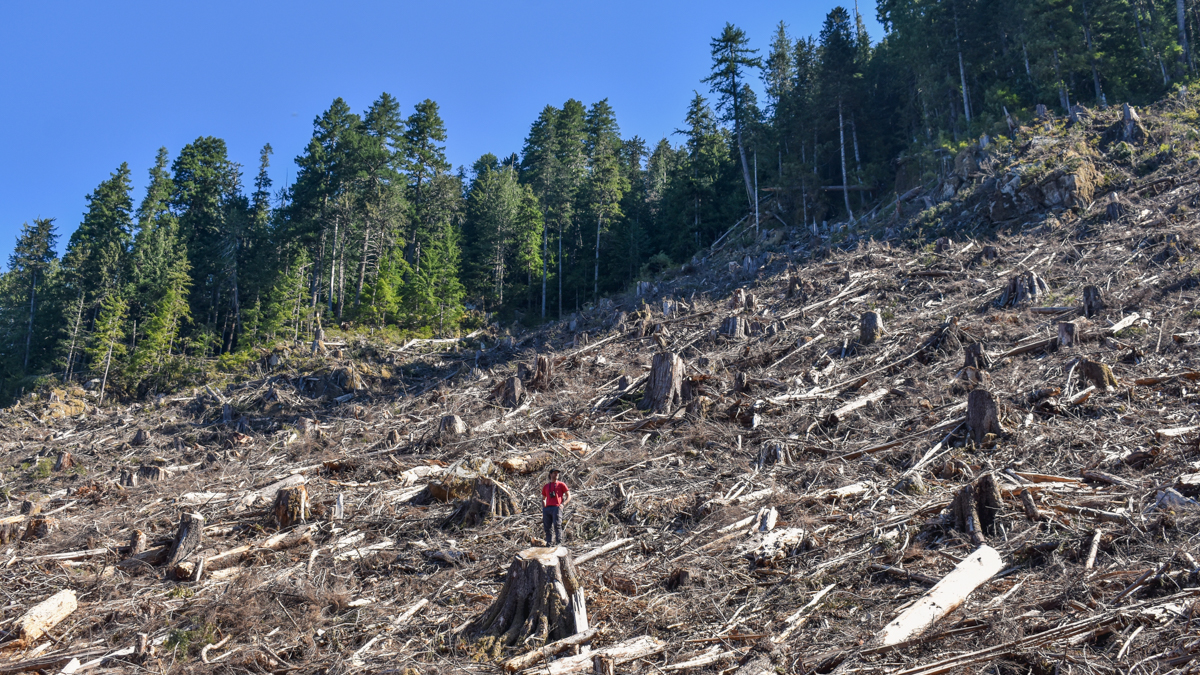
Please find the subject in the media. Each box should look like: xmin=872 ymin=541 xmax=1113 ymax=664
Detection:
xmin=826 ymin=388 xmax=889 ymax=425
xmin=539 ymin=635 xmax=666 ymax=675
xmin=502 ymin=626 xmax=600 ymax=672
xmin=13 ymin=589 xmax=78 ymax=646
xmin=876 ymin=545 xmax=1004 ymax=647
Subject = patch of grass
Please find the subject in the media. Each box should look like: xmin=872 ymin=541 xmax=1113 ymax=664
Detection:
xmin=31 ymin=458 xmax=53 ymax=480
xmin=163 ymin=623 xmax=216 ymax=660
xmin=167 ymin=586 xmax=195 ymax=599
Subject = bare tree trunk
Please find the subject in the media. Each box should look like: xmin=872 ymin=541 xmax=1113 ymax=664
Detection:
xmin=63 ymin=290 xmax=84 ymax=382
xmin=1179 ymin=0 xmax=1193 ymax=71
xmin=558 ymin=222 xmax=563 ymax=320
xmin=838 ymin=99 xmax=854 ymax=221
xmin=953 ymin=1 xmax=972 ymax=123
xmin=23 ymin=270 xmax=36 ymax=375
xmin=354 ymin=224 xmax=371 ymax=307
xmin=594 ymin=211 xmax=602 ymax=302
xmin=736 ymin=127 xmax=754 ymax=210
xmin=541 ymin=218 xmax=548 ymax=319
xmin=328 ymin=217 xmax=338 ymax=313
xmin=1082 ymin=0 xmax=1105 ymax=106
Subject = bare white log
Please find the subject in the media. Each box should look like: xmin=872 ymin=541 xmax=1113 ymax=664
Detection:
xmin=876 ymin=545 xmax=1004 ymax=647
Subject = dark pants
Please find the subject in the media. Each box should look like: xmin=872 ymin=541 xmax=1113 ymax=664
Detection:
xmin=542 ymin=506 xmax=562 ymax=545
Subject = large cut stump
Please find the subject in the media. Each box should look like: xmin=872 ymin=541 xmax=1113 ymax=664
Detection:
xmin=967 ymin=389 xmax=1002 ymax=446
xmin=1083 ymin=285 xmax=1104 ymax=317
xmin=529 ymin=355 xmax=554 ymax=391
xmin=0 ymin=515 xmax=25 ymax=545
xmin=274 ymin=485 xmax=310 ymax=529
xmin=1082 ymin=359 xmax=1119 ymax=390
xmin=639 ymin=352 xmax=684 ymax=413
xmin=438 ymin=414 xmax=467 ymax=438
xmin=495 ymin=376 xmax=524 ymax=408
xmin=23 ymin=516 xmax=57 ymax=541
xmin=720 ymin=316 xmax=746 ymax=339
xmin=443 ymin=476 xmax=519 ymax=529
xmin=859 ymin=311 xmax=884 ymax=346
xmin=468 ymin=547 xmax=588 ymax=656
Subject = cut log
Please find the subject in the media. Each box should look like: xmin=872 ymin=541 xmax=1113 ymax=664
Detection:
xmin=875 ymin=545 xmax=1003 ymax=647
xmin=467 ymin=546 xmax=588 ymax=652
xmin=165 ymin=512 xmax=204 ymax=570
xmin=640 ymin=352 xmax=684 ymax=413
xmin=502 ymin=627 xmax=600 ymax=672
xmin=1083 ymin=285 xmax=1104 ymax=318
xmin=501 ymin=450 xmax=553 ymax=474
xmin=22 ymin=516 xmax=57 ymax=541
xmin=859 ymin=311 xmax=884 ymax=346
xmin=13 ymin=589 xmax=77 ymax=647
xmin=442 ymin=476 xmax=519 ymax=529
xmin=966 ymin=389 xmax=1001 ymax=446
xmin=236 ymin=474 xmax=306 ymax=511
xmin=438 ymin=414 xmax=467 ymax=438
xmin=738 ymin=527 xmax=805 ymax=566
xmin=1081 ymin=359 xmax=1119 ymax=390
xmin=0 ymin=515 xmax=25 ymax=545
xmin=720 ymin=316 xmax=746 ymax=339
xmin=273 ymin=485 xmax=309 ymax=529
xmin=538 ymin=636 xmax=666 ymax=675
xmin=53 ymin=452 xmax=73 ymax=472
xmin=826 ymin=388 xmax=889 ymax=425
xmin=529 ymin=354 xmax=555 ymax=391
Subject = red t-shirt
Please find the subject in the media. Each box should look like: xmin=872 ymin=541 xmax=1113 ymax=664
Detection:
xmin=542 ymin=481 xmax=569 ymax=507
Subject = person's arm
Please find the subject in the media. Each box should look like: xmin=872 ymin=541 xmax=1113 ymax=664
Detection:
xmin=562 ymin=485 xmax=571 ymax=507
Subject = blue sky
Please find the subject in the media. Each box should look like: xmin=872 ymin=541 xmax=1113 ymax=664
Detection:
xmin=0 ymin=1 xmax=881 ymax=265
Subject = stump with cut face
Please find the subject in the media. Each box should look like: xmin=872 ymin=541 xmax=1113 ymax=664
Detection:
xmin=468 ymin=546 xmax=588 ymax=657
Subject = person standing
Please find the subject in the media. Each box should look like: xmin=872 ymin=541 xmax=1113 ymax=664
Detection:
xmin=542 ymin=469 xmax=570 ymax=546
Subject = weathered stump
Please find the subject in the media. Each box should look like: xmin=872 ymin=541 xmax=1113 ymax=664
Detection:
xmin=935 ymin=236 xmax=952 ymax=254
xmin=467 ymin=546 xmax=588 ymax=652
xmin=953 ymin=474 xmax=1004 ymax=545
xmin=859 ymin=311 xmax=884 ymax=346
xmin=127 ymin=529 xmax=147 ymax=559
xmin=639 ymin=352 xmax=684 ymax=413
xmin=131 ymin=429 xmax=151 ymax=446
xmin=0 ymin=516 xmax=24 ymax=545
xmin=754 ymin=442 xmax=792 ymax=469
xmin=1057 ymin=320 xmax=1080 ymax=348
xmin=1106 ymin=194 xmax=1127 ymax=222
xmin=998 ymin=271 xmax=1048 ymax=307
xmin=1083 ymin=285 xmax=1104 ymax=318
xmin=137 ymin=465 xmax=171 ymax=482
xmin=497 ymin=376 xmax=524 ymax=408
xmin=980 ymin=245 xmax=1000 ymax=262
xmin=443 ymin=476 xmax=520 ymax=529
xmin=720 ymin=316 xmax=746 ymax=339
xmin=967 ymin=389 xmax=1002 ymax=446
xmin=165 ymin=512 xmax=204 ymax=571
xmin=23 ymin=516 xmax=58 ymax=541
xmin=274 ymin=485 xmax=310 ymax=529
xmin=963 ymin=342 xmax=991 ymax=370
xmin=529 ymin=354 xmax=555 ymax=391
xmin=53 ymin=452 xmax=73 ymax=472
xmin=438 ymin=414 xmax=467 ymax=438
xmin=974 ymin=473 xmax=1003 ymax=534
xmin=1082 ymin=359 xmax=1119 ymax=390
xmin=120 ymin=469 xmax=138 ymax=488
xmin=728 ymin=288 xmax=747 ymax=310
xmin=952 ymin=484 xmax=985 ymax=546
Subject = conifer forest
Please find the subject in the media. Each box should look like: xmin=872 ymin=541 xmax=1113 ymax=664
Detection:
xmin=1 ymin=0 xmax=1195 ymax=403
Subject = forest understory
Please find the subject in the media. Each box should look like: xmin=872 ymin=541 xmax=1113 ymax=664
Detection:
xmin=6 ymin=99 xmax=1200 ymax=675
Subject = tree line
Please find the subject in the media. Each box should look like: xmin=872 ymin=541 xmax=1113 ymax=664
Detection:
xmin=0 ymin=0 xmax=1191 ymax=402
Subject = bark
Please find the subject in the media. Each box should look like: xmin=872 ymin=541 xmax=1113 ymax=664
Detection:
xmin=1081 ymin=359 xmax=1119 ymax=390
xmin=467 ymin=546 xmax=589 ymax=651
xmin=640 ymin=352 xmax=684 ymax=413
xmin=859 ymin=311 xmax=884 ymax=346
xmin=0 ymin=515 xmax=25 ymax=545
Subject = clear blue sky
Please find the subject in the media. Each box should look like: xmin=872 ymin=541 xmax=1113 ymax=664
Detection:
xmin=0 ymin=1 xmax=881 ymax=265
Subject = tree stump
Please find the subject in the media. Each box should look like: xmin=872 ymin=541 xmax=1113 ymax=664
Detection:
xmin=755 ymin=442 xmax=791 ymax=469
xmin=442 ymin=476 xmax=519 ymax=529
xmin=467 ymin=546 xmax=588 ymax=652
xmin=1082 ymin=359 xmax=1119 ymax=390
xmin=23 ymin=517 xmax=58 ymax=541
xmin=1057 ymin=320 xmax=1080 ymax=348
xmin=963 ymin=342 xmax=991 ymax=370
xmin=639 ymin=352 xmax=684 ymax=413
xmin=998 ymin=271 xmax=1048 ymax=307
xmin=165 ymin=512 xmax=204 ymax=570
xmin=720 ymin=316 xmax=746 ymax=339
xmin=1083 ymin=285 xmax=1104 ymax=318
xmin=53 ymin=452 xmax=73 ymax=472
xmin=859 ymin=311 xmax=884 ymax=346
xmin=131 ymin=429 xmax=151 ymax=446
xmin=120 ymin=469 xmax=138 ymax=488
xmin=935 ymin=236 xmax=952 ymax=254
xmin=497 ymin=376 xmax=524 ymax=408
xmin=274 ymin=485 xmax=309 ymax=529
xmin=0 ymin=516 xmax=25 ymax=545
xmin=974 ymin=473 xmax=1003 ymax=534
xmin=593 ymin=655 xmax=615 ymax=675
xmin=728 ymin=288 xmax=748 ymax=310
xmin=966 ymin=389 xmax=1002 ymax=446
xmin=137 ymin=465 xmax=171 ymax=482
xmin=665 ymin=567 xmax=696 ymax=590
xmin=127 ymin=529 xmax=147 ymax=559
xmin=1106 ymin=194 xmax=1127 ymax=221
xmin=952 ymin=484 xmax=985 ymax=546
xmin=980 ymin=245 xmax=1000 ymax=262
xmin=529 ymin=354 xmax=555 ymax=391
xmin=439 ymin=414 xmax=467 ymax=438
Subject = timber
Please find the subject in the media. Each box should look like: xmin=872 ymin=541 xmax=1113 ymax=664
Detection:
xmin=13 ymin=589 xmax=78 ymax=646
xmin=467 ymin=546 xmax=588 ymax=652
xmin=640 ymin=352 xmax=684 ymax=413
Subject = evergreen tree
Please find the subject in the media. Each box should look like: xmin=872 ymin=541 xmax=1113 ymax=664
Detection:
xmin=7 ymin=218 xmax=58 ymax=375
xmin=86 ymin=291 xmax=128 ymax=405
xmin=703 ymin=23 xmax=762 ymax=209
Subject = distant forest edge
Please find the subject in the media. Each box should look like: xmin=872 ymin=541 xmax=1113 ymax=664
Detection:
xmin=1 ymin=0 xmax=1193 ymax=403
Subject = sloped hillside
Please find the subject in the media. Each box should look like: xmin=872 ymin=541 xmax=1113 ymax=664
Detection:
xmin=5 ymin=98 xmax=1200 ymax=675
